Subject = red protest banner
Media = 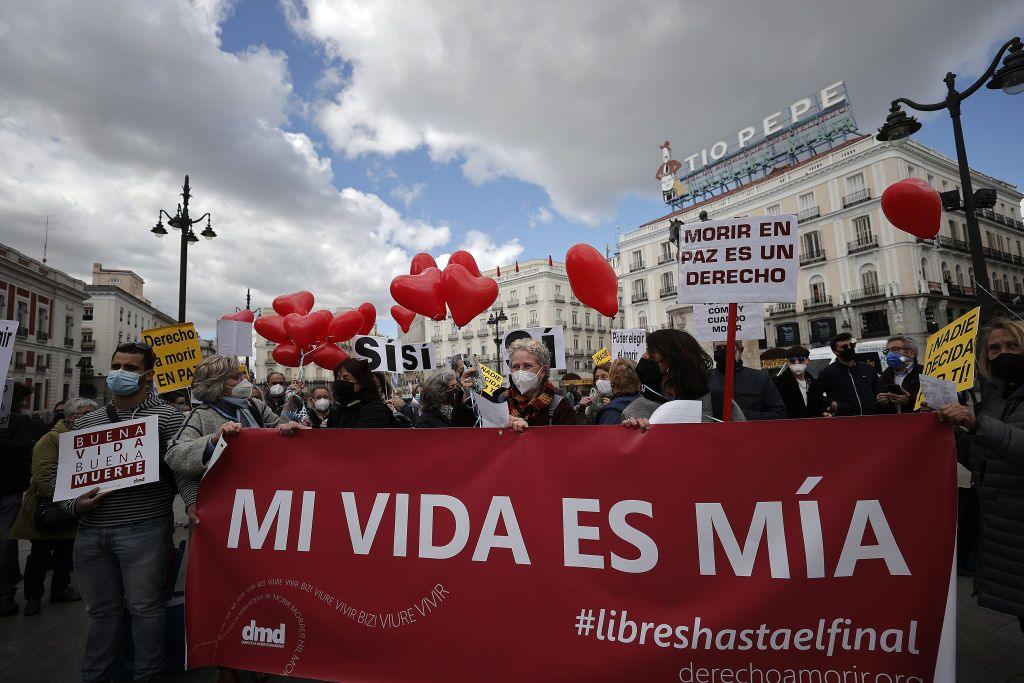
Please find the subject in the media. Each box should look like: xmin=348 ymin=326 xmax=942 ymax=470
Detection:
xmin=186 ymin=415 xmax=956 ymax=682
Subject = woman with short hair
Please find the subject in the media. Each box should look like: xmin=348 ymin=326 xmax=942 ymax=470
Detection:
xmin=505 ymin=338 xmax=577 ymax=432
xmin=415 ymin=370 xmax=474 ymax=428
xmin=595 ymin=359 xmax=642 ymax=426
xmin=166 ymin=355 xmax=305 ymax=478
xmin=326 ymin=358 xmax=396 ymax=428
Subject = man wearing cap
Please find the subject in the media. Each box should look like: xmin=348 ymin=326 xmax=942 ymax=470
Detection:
xmin=773 ymin=346 xmax=827 ymax=419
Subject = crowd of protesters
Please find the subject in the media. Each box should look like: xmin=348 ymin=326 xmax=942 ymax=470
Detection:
xmin=0 ymin=318 xmax=1022 ymax=681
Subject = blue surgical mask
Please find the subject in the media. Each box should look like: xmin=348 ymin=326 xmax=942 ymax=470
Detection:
xmin=106 ymin=369 xmax=142 ymax=396
xmin=885 ymin=351 xmax=908 ymax=370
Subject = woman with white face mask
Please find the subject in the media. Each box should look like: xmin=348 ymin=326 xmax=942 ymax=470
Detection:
xmin=574 ymin=363 xmax=611 ymax=425
xmin=505 ymin=339 xmax=577 ymax=432
xmin=165 ymin=356 xmax=307 ymax=480
xmin=307 ymin=386 xmax=333 ymax=428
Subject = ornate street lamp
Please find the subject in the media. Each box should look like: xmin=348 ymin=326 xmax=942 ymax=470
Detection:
xmin=487 ymin=307 xmax=508 ymax=362
xmin=876 ymin=36 xmax=1022 ymax=320
xmin=151 ymin=174 xmax=215 ymax=322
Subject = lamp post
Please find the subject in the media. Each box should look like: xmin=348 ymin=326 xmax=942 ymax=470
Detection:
xmin=150 ymin=174 xmax=216 ymax=322
xmin=875 ymin=36 xmax=1023 ymax=321
xmin=487 ymin=308 xmax=508 ymax=363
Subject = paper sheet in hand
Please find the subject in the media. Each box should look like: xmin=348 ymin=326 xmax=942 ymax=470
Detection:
xmin=204 ymin=436 xmax=229 ymax=477
xmin=216 ymin=320 xmax=254 ymax=357
xmin=54 ymin=415 xmax=161 ymax=501
xmin=918 ymin=374 xmax=958 ymax=410
xmin=472 ymin=392 xmax=510 ymax=428
xmin=648 ymin=400 xmax=703 ymax=424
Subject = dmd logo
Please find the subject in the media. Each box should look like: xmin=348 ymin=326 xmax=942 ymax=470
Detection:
xmin=241 ymin=620 xmax=286 ymax=648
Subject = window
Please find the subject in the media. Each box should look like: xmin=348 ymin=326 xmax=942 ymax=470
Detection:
xmin=65 ymin=315 xmax=73 ymax=335
xmin=109 ymin=277 xmax=120 ymax=284
xmin=527 ymin=286 xmax=536 ymax=297
xmin=941 ymin=262 xmax=951 ymax=282
xmin=481 ymin=344 xmax=487 ymax=355
xmin=1004 ymin=273 xmax=1010 ymax=293
xmin=920 ymin=258 xmax=930 ymax=280
xmin=993 ymin=272 xmax=1002 ymax=292
xmin=82 ymin=328 xmax=93 ymax=342
xmin=119 ymin=307 xmax=124 ymax=322
xmin=529 ymin=310 xmax=538 ymax=327
xmin=809 ymin=276 xmax=826 ymax=302
xmin=638 ymin=312 xmax=648 ymax=329
xmin=852 ymin=216 xmax=872 ymax=243
xmin=633 ymin=279 xmax=646 ymax=299
xmin=798 ymin=192 xmax=815 ymax=211
xmin=16 ymin=300 xmax=28 ymax=327
xmin=660 ymin=241 xmax=672 ymax=262
xmin=631 ymin=249 xmax=644 ymax=271
xmin=586 ymin=337 xmax=593 ymax=351
xmin=38 ymin=307 xmax=49 ymax=333
xmin=573 ymin=336 xmax=579 ymax=350
xmin=1015 ymin=276 xmax=1022 ymax=295
xmin=571 ymin=310 xmax=578 ymax=325
xmin=845 ymin=173 xmax=866 ymax=194
xmin=510 ymin=313 xmax=518 ymax=327
xmin=661 ymin=270 xmax=674 ymax=292
xmin=555 ymin=284 xmax=562 ymax=297
xmin=585 ymin=312 xmax=591 ymax=326
xmin=802 ymin=230 xmax=821 ymax=256
xmin=766 ymin=203 xmax=781 ymax=215
xmin=860 ymin=264 xmax=879 ymax=292
xmin=947 ymin=220 xmax=959 ymax=241
xmin=907 ymin=164 xmax=916 ymax=177
xmin=0 ymin=292 xmax=5 ymax=316
xmin=955 ymin=264 xmax=964 ymax=286
xmin=555 ymin=309 xmax=563 ymax=323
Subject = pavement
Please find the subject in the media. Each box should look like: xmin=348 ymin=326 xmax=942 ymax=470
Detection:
xmin=0 ymin=507 xmax=1021 ymax=682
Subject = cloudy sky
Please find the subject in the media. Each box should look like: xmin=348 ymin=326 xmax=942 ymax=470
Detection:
xmin=1 ymin=0 xmax=1022 ymax=336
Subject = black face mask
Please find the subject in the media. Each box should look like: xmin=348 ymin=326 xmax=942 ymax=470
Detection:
xmin=635 ymin=357 xmax=663 ymax=390
xmin=837 ymin=347 xmax=857 ymax=362
xmin=990 ymin=353 xmax=1024 ymax=384
xmin=334 ymin=380 xmax=356 ymax=403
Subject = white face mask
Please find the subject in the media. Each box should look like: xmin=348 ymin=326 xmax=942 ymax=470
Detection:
xmin=269 ymin=384 xmax=285 ymax=397
xmin=314 ymin=398 xmax=330 ymax=413
xmin=595 ymin=379 xmax=612 ymax=395
xmin=231 ymin=380 xmax=254 ymax=399
xmin=511 ymin=370 xmax=540 ymax=393
xmin=789 ymin=363 xmax=807 ymax=375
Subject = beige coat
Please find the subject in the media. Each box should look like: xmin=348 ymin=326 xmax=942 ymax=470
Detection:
xmin=10 ymin=420 xmax=76 ymax=540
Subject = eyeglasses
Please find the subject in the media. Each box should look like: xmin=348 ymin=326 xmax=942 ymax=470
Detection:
xmin=787 ymin=356 xmax=808 ymax=363
xmin=121 ymin=341 xmax=152 ymax=351
xmin=887 ymin=346 xmax=908 ymax=354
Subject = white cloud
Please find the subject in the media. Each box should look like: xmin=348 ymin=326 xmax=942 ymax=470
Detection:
xmin=0 ymin=0 xmax=454 ymax=336
xmin=390 ymin=181 xmax=426 ymax=208
xmin=437 ymin=230 xmax=523 ymax=272
xmin=294 ymin=0 xmax=1024 ymax=224
xmin=528 ymin=205 xmax=553 ymax=228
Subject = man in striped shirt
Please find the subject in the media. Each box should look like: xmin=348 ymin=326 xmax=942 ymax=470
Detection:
xmin=62 ymin=342 xmax=199 ymax=682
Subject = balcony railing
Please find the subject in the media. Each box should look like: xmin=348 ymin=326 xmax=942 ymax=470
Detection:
xmin=570 ymin=323 xmax=582 ymax=330
xmin=80 ymin=367 xmax=94 ymax=378
xmin=768 ymin=302 xmax=796 ymax=316
xmin=946 ymin=283 xmax=976 ymax=298
xmin=525 ymin=295 xmax=538 ymax=304
xmin=64 ymin=337 xmax=74 ymax=348
xmin=36 ymin=330 xmax=48 ymax=342
xmin=63 ymin=368 xmax=73 ymax=376
xmin=799 ymin=249 xmax=826 ymax=266
xmin=570 ymin=298 xmax=580 ymax=306
xmin=937 ymin=236 xmax=971 ymax=253
xmin=553 ymin=295 xmax=565 ymax=303
xmin=629 ymin=262 xmax=645 ymax=273
xmin=15 ymin=326 xmax=27 ymax=338
xmin=81 ymin=340 xmax=95 ymax=350
xmin=462 ymin=330 xmax=473 ymax=339
xmin=631 ymin=293 xmax=648 ymax=303
xmin=82 ymin=313 xmax=93 ymax=321
xmin=477 ymin=329 xmax=489 ymax=337
xmin=802 ymin=295 xmax=833 ymax=311
xmin=447 ymin=333 xmax=459 ymax=341
xmin=431 ymin=336 xmax=443 ymax=343
xmin=35 ymin=362 xmax=47 ymax=371
xmin=14 ymin=362 xmax=26 ymax=371
xmin=847 ymin=235 xmax=878 ymax=254
xmin=659 ymin=287 xmax=677 ymax=298
xmin=842 ymin=189 xmax=871 ymax=208
xmin=507 ymin=300 xmax=519 ymax=308
xmin=657 ymin=253 xmax=674 ymax=265
xmin=849 ymin=285 xmax=885 ymax=301
xmin=797 ymin=206 xmax=821 ymax=222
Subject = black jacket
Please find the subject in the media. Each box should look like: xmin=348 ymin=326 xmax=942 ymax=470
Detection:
xmin=0 ymin=413 xmax=37 ymax=495
xmin=773 ymin=368 xmax=827 ymax=419
xmin=707 ymin=365 xmax=787 ymax=420
xmin=817 ymin=361 xmax=879 ymax=416
xmin=326 ymin=395 xmax=396 ymax=428
xmin=875 ymin=362 xmax=922 ymax=414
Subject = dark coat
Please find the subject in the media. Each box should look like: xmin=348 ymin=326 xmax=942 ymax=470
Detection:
xmin=595 ymin=393 xmax=640 ymax=426
xmin=817 ymin=361 xmax=879 ymax=416
xmin=707 ymin=365 xmax=787 ymax=421
xmin=957 ymin=382 xmax=1024 ymax=618
xmin=326 ymin=394 xmax=396 ymax=429
xmin=0 ymin=413 xmax=38 ymax=495
xmin=773 ymin=368 xmax=827 ymax=419
xmin=875 ymin=362 xmax=922 ymax=415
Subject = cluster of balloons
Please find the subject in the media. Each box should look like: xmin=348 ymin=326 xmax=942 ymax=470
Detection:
xmin=881 ymin=178 xmax=941 ymax=239
xmin=390 ymin=250 xmax=498 ymax=328
xmin=243 ymin=291 xmax=376 ymax=370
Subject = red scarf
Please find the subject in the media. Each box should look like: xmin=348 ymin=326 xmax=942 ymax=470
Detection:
xmin=507 ymin=380 xmax=557 ymax=424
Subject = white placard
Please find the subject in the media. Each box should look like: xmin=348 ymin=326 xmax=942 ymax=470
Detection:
xmin=0 ymin=320 xmax=18 ymax=390
xmin=351 ymin=336 xmax=436 ymax=373
xmin=471 ymin=391 xmax=511 ymax=428
xmin=501 ymin=327 xmax=566 ymax=371
xmin=649 ymin=400 xmax=703 ymax=424
xmin=692 ymin=303 xmax=765 ymax=342
xmin=0 ymin=379 xmax=15 ymax=430
xmin=919 ymin=374 xmax=959 ymax=410
xmin=676 ymin=215 xmax=798 ymax=304
xmin=611 ymin=329 xmax=646 ymax=362
xmin=53 ymin=415 xmax=161 ymax=501
xmin=215 ymin=319 xmax=254 ymax=358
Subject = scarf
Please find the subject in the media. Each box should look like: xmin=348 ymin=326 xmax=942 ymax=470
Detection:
xmin=209 ymin=398 xmax=258 ymax=428
xmin=507 ymin=380 xmax=556 ymax=424
xmin=438 ymin=404 xmax=454 ymax=421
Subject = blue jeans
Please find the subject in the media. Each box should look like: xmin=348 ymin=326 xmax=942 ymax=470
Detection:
xmin=74 ymin=517 xmax=171 ymax=682
xmin=0 ymin=492 xmax=23 ymax=600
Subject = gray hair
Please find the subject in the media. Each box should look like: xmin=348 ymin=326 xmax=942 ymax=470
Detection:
xmin=421 ymin=370 xmax=457 ymax=413
xmin=64 ymin=397 xmax=97 ymax=416
xmin=508 ymin=338 xmax=551 ymax=368
xmin=886 ymin=335 xmax=918 ymax=354
xmin=192 ymin=354 xmax=241 ymax=403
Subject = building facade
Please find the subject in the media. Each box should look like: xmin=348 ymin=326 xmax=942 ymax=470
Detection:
xmin=81 ymin=264 xmax=176 ymax=398
xmin=0 ymin=242 xmax=88 ymax=412
xmin=404 ymin=258 xmax=625 ymax=376
xmin=617 ymin=136 xmax=1024 ymax=353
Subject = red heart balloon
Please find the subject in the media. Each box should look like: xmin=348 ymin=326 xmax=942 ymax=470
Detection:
xmin=881 ymin=178 xmax=941 ymax=239
xmin=220 ymin=310 xmax=255 ymax=323
xmin=391 ymin=305 xmax=417 ymax=333
xmin=283 ymin=312 xmax=329 ymax=349
xmin=410 ymin=252 xmax=438 ymax=276
xmin=566 ymin=243 xmax=618 ymax=318
xmin=253 ymin=314 xmax=288 ymax=343
xmin=357 ymin=302 xmax=376 ymax=335
xmin=272 ymin=291 xmax=315 ymax=317
xmin=328 ymin=310 xmax=364 ymax=343
xmin=309 ymin=343 xmax=348 ymax=370
xmin=391 ymin=267 xmax=447 ymax=321
xmin=272 ymin=342 xmax=302 ymax=367
xmin=448 ymin=250 xmax=481 ymax=277
xmin=441 ymin=263 xmax=499 ymax=327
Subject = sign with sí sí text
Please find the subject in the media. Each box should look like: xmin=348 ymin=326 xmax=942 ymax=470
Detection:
xmin=692 ymin=303 xmax=766 ymax=342
xmin=53 ymin=416 xmax=161 ymax=501
xmin=141 ymin=323 xmax=203 ymax=394
xmin=351 ymin=336 xmax=436 ymax=373
xmin=676 ymin=216 xmax=798 ymax=305
xmin=611 ymin=329 xmax=646 ymax=362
